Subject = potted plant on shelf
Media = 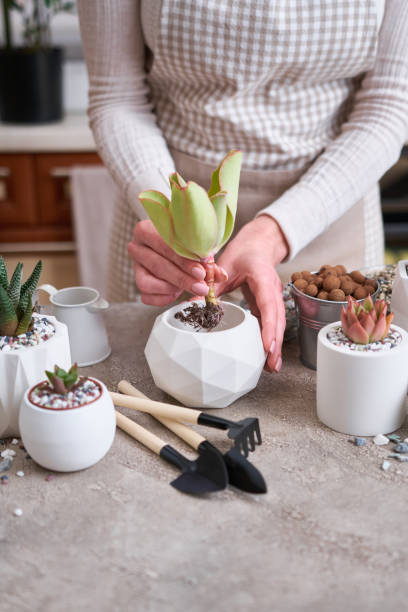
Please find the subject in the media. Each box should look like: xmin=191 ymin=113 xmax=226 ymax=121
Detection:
xmin=139 ymin=150 xmax=266 ymax=409
xmin=19 ymin=363 xmax=116 ymax=471
xmin=0 ymin=0 xmax=74 ymax=124
xmin=316 ymin=295 xmax=408 ymax=436
xmin=0 ymin=257 xmax=71 ymax=437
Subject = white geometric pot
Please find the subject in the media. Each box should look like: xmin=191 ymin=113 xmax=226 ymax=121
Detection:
xmin=316 ymin=322 xmax=408 ymax=436
xmin=0 ymin=315 xmax=71 ymax=437
xmin=19 ymin=378 xmax=116 ymax=472
xmin=145 ymin=300 xmax=266 ymax=409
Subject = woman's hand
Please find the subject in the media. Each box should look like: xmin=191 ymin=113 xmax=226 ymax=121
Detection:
xmin=128 ymin=220 xmax=227 ymax=306
xmin=215 ymin=215 xmax=289 ymax=373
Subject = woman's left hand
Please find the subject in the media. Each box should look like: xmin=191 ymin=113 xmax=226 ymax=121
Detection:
xmin=215 ymin=215 xmax=289 ymax=373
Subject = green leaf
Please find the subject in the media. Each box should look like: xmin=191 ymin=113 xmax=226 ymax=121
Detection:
xmin=170 ymin=181 xmax=218 ymax=259
xmin=7 ymin=262 xmax=22 ymax=309
xmin=0 ymin=285 xmax=18 ymax=336
xmin=21 ymin=260 xmax=42 ymax=296
xmin=209 ymin=191 xmax=228 ymax=251
xmin=208 ymin=150 xmax=242 ymax=221
xmin=15 ymin=292 xmax=33 ymax=335
xmin=0 ymin=257 xmax=8 ymax=291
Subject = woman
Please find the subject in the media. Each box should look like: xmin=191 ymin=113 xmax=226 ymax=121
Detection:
xmin=77 ymin=0 xmax=408 ymax=373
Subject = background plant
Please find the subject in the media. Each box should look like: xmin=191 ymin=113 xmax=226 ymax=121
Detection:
xmin=45 ymin=363 xmax=79 ymax=394
xmin=2 ymin=0 xmax=74 ymax=50
xmin=0 ymin=257 xmax=42 ymax=336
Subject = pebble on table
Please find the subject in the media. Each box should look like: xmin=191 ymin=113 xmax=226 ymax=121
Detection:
xmin=13 ymin=508 xmax=23 ymax=517
xmin=382 ymin=460 xmax=391 ymax=471
xmin=373 ymin=434 xmax=389 ymax=446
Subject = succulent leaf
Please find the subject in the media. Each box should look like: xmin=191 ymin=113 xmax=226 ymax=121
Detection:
xmin=209 ymin=191 xmax=228 ymax=249
xmin=0 ymin=285 xmax=18 ymax=336
xmin=21 ymin=260 xmax=42 ymax=296
xmin=0 ymin=257 xmax=8 ymax=291
xmin=341 ymin=296 xmax=393 ymax=344
xmin=7 ymin=262 xmax=22 ymax=309
xmin=208 ymin=150 xmax=242 ymax=221
xmin=45 ymin=363 xmax=79 ymax=394
xmin=15 ymin=292 xmax=33 ymax=336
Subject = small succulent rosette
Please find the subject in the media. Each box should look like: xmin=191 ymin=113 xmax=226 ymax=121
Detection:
xmin=316 ymin=296 xmax=408 ymax=436
xmin=19 ymin=364 xmax=115 ymax=472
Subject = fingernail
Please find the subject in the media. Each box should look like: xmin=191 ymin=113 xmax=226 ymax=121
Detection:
xmin=192 ymin=282 xmax=209 ymax=295
xmin=275 ymin=356 xmax=282 ymax=373
xmin=269 ymin=340 xmax=276 ymax=354
xmin=191 ymin=266 xmax=205 ymax=280
xmin=220 ymin=267 xmax=228 ymax=280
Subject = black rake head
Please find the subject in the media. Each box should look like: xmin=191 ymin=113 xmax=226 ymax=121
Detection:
xmin=227 ymin=417 xmax=262 ymax=457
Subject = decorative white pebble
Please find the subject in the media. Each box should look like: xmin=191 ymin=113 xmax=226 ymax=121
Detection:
xmin=374 ymin=434 xmax=389 ymax=446
xmin=11 ymin=438 xmax=18 ymax=445
xmin=13 ymin=508 xmax=23 ymax=517
xmin=404 ymin=438 xmax=408 ymax=444
xmin=1 ymin=449 xmax=16 ymax=458
xmin=382 ymin=460 xmax=391 ymax=471
xmin=16 ymin=471 xmax=24 ymax=477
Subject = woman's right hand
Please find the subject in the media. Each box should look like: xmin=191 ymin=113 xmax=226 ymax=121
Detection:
xmin=128 ymin=220 xmax=227 ymax=306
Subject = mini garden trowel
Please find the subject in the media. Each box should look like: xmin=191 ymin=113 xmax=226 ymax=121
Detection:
xmin=115 ymin=411 xmax=228 ymax=495
xmin=117 ymin=381 xmax=267 ymax=494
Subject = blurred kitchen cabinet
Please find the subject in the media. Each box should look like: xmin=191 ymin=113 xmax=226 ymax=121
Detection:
xmin=0 ymin=152 xmax=101 ymax=243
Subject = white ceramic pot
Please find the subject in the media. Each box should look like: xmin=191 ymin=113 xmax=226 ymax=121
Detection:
xmin=316 ymin=322 xmax=408 ymax=436
xmin=391 ymin=260 xmax=408 ymax=332
xmin=145 ymin=300 xmax=266 ymax=409
xmin=19 ymin=378 xmax=116 ymax=472
xmin=0 ymin=315 xmax=71 ymax=438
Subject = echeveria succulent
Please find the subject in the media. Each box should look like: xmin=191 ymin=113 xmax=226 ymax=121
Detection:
xmin=139 ymin=150 xmax=242 ymax=306
xmin=45 ymin=364 xmax=79 ymax=394
xmin=340 ymin=295 xmax=393 ymax=344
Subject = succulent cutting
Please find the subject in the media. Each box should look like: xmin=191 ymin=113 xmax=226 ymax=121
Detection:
xmin=45 ymin=363 xmax=80 ymax=395
xmin=139 ymin=150 xmax=242 ymax=327
xmin=340 ymin=295 xmax=394 ymax=344
xmin=0 ymin=257 xmax=42 ymax=336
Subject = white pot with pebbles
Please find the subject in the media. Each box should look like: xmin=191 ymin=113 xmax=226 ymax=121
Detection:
xmin=0 ymin=259 xmax=71 ymax=437
xmin=317 ymin=295 xmax=408 ymax=436
xmin=19 ymin=364 xmax=116 ymax=472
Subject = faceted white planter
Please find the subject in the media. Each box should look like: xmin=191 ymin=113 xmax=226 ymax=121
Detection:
xmin=145 ymin=300 xmax=266 ymax=408
xmin=19 ymin=378 xmax=116 ymax=472
xmin=316 ymin=322 xmax=408 ymax=436
xmin=0 ymin=315 xmax=71 ymax=437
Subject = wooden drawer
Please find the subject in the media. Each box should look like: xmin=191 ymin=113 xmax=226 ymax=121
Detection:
xmin=0 ymin=154 xmax=37 ymax=226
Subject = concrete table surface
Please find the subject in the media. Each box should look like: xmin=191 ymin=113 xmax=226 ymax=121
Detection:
xmin=2 ymin=303 xmax=408 ymax=612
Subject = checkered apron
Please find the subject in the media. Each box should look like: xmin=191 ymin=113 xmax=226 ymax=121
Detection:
xmin=108 ymin=0 xmax=383 ymax=301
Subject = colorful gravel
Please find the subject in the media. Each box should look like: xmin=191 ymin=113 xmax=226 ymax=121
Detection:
xmin=327 ymin=325 xmax=402 ymax=353
xmin=28 ymin=377 xmax=102 ymax=410
xmin=365 ymin=264 xmax=396 ymax=306
xmin=0 ymin=315 xmax=55 ymax=352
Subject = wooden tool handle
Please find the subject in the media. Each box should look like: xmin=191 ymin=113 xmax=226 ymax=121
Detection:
xmin=110 ymin=391 xmax=200 ymax=424
xmin=115 ymin=411 xmax=165 ymax=455
xmin=118 ymin=381 xmax=205 ymax=450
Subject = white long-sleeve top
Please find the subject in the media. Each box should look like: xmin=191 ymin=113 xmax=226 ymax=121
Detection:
xmin=78 ymin=0 xmax=408 ymax=260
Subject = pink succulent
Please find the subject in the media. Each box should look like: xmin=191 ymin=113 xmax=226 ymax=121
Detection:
xmin=340 ymin=295 xmax=394 ymax=344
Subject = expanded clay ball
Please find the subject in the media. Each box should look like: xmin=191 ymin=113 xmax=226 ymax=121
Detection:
xmin=317 ymin=291 xmax=329 ymax=300
xmin=304 ymin=284 xmax=318 ymax=297
xmin=334 ymin=264 xmax=347 ymax=275
xmin=313 ymin=276 xmax=323 ymax=289
xmin=300 ymin=270 xmax=312 ymax=280
xmin=318 ymin=264 xmax=332 ymax=274
xmin=323 ymin=275 xmax=341 ymax=292
xmin=365 ymin=278 xmax=377 ymax=289
xmin=329 ymin=288 xmax=346 ymax=301
xmin=353 ymin=285 xmax=368 ymax=300
xmin=350 ymin=270 xmax=366 ymax=284
xmin=364 ymin=284 xmax=376 ymax=295
xmin=291 ymin=272 xmax=302 ymax=282
xmin=340 ymin=279 xmax=354 ymax=295
xmin=294 ymin=278 xmax=308 ymax=291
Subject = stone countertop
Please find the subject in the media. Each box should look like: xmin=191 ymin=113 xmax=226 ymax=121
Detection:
xmin=0 ymin=113 xmax=96 ymax=152
xmin=2 ymin=303 xmax=408 ymax=612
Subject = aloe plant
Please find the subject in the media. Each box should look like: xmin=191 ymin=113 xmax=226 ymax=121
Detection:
xmin=139 ymin=150 xmax=242 ymax=309
xmin=341 ymin=295 xmax=393 ymax=344
xmin=0 ymin=257 xmax=42 ymax=336
xmin=45 ymin=363 xmax=79 ymax=394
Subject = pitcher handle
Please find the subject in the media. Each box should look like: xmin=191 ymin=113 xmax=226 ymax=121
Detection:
xmin=87 ymin=297 xmax=110 ymax=313
xmin=38 ymin=284 xmax=58 ymax=297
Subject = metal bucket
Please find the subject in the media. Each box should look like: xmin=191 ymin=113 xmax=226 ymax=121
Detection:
xmin=291 ymin=281 xmax=380 ymax=370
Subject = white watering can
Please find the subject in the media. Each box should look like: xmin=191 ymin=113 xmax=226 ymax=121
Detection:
xmin=391 ymin=260 xmax=408 ymax=332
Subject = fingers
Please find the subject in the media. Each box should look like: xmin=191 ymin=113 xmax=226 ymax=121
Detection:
xmin=128 ymin=241 xmax=209 ymax=297
xmin=247 ymin=270 xmax=286 ymax=372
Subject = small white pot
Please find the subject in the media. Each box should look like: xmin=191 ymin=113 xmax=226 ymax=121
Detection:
xmin=145 ymin=300 xmax=266 ymax=409
xmin=19 ymin=378 xmax=116 ymax=472
xmin=316 ymin=322 xmax=408 ymax=436
xmin=0 ymin=315 xmax=71 ymax=438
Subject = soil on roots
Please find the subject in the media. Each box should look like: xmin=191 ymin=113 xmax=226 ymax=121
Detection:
xmin=174 ymin=302 xmax=224 ymax=331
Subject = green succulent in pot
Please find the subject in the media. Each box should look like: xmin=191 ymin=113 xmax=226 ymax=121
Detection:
xmin=0 ymin=257 xmax=42 ymax=336
xmin=139 ymin=150 xmax=242 ymax=319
